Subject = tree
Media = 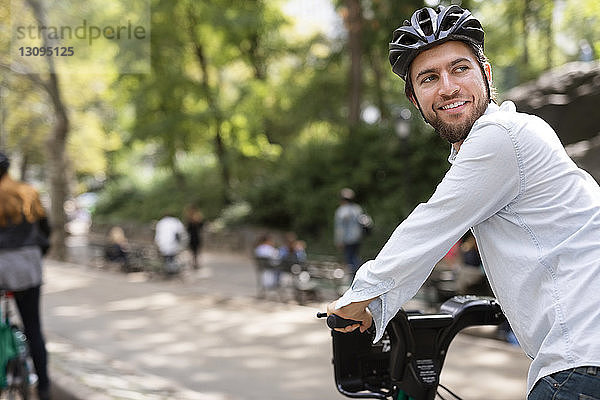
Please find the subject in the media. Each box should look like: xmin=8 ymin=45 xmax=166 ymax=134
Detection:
xmin=124 ymin=0 xmax=297 ymax=205
xmin=341 ymin=0 xmax=364 ymax=127
xmin=9 ymin=0 xmax=71 ymax=260
xmin=1 ymin=0 xmax=140 ymax=259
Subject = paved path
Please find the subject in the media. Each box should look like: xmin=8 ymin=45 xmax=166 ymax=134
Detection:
xmin=42 ymin=248 xmax=531 ymax=400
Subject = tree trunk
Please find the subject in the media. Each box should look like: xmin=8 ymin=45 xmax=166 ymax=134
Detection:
xmin=544 ymin=2 xmax=554 ymax=69
xmin=25 ymin=0 xmax=70 ymax=260
xmin=522 ymin=0 xmax=530 ymax=66
xmin=46 ymin=109 xmax=69 ymax=260
xmin=370 ymin=50 xmax=388 ymax=122
xmin=213 ymin=120 xmax=231 ymax=204
xmin=344 ymin=0 xmax=363 ymax=128
xmin=187 ymin=7 xmax=232 ymax=204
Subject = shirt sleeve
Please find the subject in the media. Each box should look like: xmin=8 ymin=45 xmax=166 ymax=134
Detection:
xmin=335 ymin=122 xmax=522 ymax=342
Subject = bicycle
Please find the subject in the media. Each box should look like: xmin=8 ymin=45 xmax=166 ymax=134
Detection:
xmin=318 ymin=295 xmax=506 ymax=400
xmin=0 ymin=291 xmax=35 ymax=400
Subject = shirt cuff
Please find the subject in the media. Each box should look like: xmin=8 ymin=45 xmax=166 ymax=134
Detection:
xmin=334 ymin=275 xmax=395 ymax=343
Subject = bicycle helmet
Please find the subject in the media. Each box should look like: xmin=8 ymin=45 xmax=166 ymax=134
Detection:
xmin=389 ymin=5 xmax=485 ymax=81
xmin=0 ymin=152 xmax=9 ymax=177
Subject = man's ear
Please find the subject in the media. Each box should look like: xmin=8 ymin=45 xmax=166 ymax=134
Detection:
xmin=408 ymin=93 xmax=418 ymax=108
xmin=483 ymin=62 xmax=492 ymax=84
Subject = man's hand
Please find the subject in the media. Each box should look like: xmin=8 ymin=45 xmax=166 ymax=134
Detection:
xmin=326 ymin=298 xmax=374 ymax=333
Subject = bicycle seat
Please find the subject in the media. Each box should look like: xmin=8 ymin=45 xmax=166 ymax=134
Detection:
xmin=330 ymin=296 xmax=506 ymax=400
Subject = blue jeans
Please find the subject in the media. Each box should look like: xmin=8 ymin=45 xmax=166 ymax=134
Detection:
xmin=528 ymin=366 xmax=600 ymax=400
xmin=343 ymin=243 xmax=361 ymax=274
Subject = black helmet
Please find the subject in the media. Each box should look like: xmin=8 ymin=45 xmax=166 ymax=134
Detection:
xmin=389 ymin=5 xmax=485 ymax=81
xmin=0 ymin=152 xmax=9 ymax=176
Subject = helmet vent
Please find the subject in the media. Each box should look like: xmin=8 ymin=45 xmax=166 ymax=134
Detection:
xmin=440 ymin=14 xmax=460 ymax=32
xmin=397 ymin=32 xmax=418 ymax=46
xmin=417 ymin=9 xmax=434 ymax=36
xmin=460 ymin=19 xmax=484 ymax=44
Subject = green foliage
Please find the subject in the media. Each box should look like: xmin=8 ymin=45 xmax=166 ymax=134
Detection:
xmin=478 ymin=0 xmax=600 ymax=92
xmin=560 ymin=0 xmax=600 ymax=60
xmin=94 ymin=161 xmax=225 ymax=224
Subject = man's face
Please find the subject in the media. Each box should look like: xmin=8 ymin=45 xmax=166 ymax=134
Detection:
xmin=409 ymin=41 xmax=490 ymax=144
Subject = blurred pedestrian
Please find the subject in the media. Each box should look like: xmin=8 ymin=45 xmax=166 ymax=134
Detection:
xmin=154 ymin=214 xmax=188 ymax=275
xmin=184 ymin=205 xmax=205 ymax=270
xmin=253 ymin=234 xmax=281 ymax=295
xmin=104 ymin=226 xmax=130 ymax=271
xmin=0 ymin=152 xmax=52 ymax=400
xmin=278 ymin=232 xmax=307 ymax=265
xmin=254 ymin=233 xmax=280 ymax=262
xmin=334 ymin=188 xmax=364 ymax=277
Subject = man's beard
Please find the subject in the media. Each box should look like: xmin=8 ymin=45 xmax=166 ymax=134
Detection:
xmin=429 ymin=96 xmax=489 ymax=144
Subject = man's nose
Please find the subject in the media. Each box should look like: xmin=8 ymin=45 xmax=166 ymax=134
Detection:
xmin=439 ymin=72 xmax=459 ymax=98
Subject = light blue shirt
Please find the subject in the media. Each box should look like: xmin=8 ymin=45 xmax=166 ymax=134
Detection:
xmin=334 ymin=203 xmax=364 ymax=246
xmin=336 ymin=101 xmax=600 ymax=393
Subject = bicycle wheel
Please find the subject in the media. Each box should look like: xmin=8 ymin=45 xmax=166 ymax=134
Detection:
xmin=5 ymin=357 xmax=30 ymax=400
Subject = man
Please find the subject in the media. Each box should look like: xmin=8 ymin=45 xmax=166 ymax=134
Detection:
xmin=334 ymin=188 xmax=364 ymax=277
xmin=327 ymin=5 xmax=600 ymax=399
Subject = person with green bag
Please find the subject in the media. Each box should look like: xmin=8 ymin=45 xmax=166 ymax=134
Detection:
xmin=0 ymin=152 xmax=51 ymax=400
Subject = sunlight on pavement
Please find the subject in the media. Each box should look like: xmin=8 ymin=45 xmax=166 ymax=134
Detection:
xmin=204 ymin=345 xmax=275 ymax=358
xmin=189 ymin=371 xmax=220 ymax=384
xmin=111 ymin=317 xmax=155 ymax=330
xmin=44 ymin=263 xmax=94 ymax=293
xmin=106 ymin=292 xmax=179 ymax=311
xmin=49 ymin=335 xmax=234 ymax=400
xmin=52 ymin=303 xmax=98 ymax=318
xmin=242 ymin=357 xmax=278 ymax=369
xmin=131 ymin=332 xmax=177 ymax=345
xmin=441 ymin=334 xmax=529 ymax=400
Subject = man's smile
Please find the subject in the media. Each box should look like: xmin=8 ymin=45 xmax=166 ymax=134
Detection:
xmin=439 ymin=101 xmax=467 ymax=110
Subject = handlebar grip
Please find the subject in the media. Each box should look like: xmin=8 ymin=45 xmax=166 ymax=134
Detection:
xmin=316 ymin=312 xmax=361 ymax=329
xmin=326 ymin=314 xmax=361 ymax=329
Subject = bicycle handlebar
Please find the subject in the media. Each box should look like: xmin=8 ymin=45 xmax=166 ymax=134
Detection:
xmin=319 ymin=295 xmax=507 ymax=400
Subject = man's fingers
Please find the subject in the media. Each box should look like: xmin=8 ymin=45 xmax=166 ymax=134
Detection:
xmin=334 ymin=323 xmax=360 ymax=333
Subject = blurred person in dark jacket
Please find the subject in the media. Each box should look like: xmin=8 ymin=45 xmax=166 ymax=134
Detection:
xmin=184 ymin=205 xmax=205 ymax=270
xmin=0 ymin=152 xmax=52 ymax=400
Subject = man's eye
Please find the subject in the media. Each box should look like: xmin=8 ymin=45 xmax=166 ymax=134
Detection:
xmin=455 ymin=65 xmax=469 ymax=73
xmin=421 ymin=75 xmax=436 ymax=84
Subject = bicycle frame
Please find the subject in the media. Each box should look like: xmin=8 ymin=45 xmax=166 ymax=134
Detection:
xmin=326 ymin=296 xmax=506 ymax=400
